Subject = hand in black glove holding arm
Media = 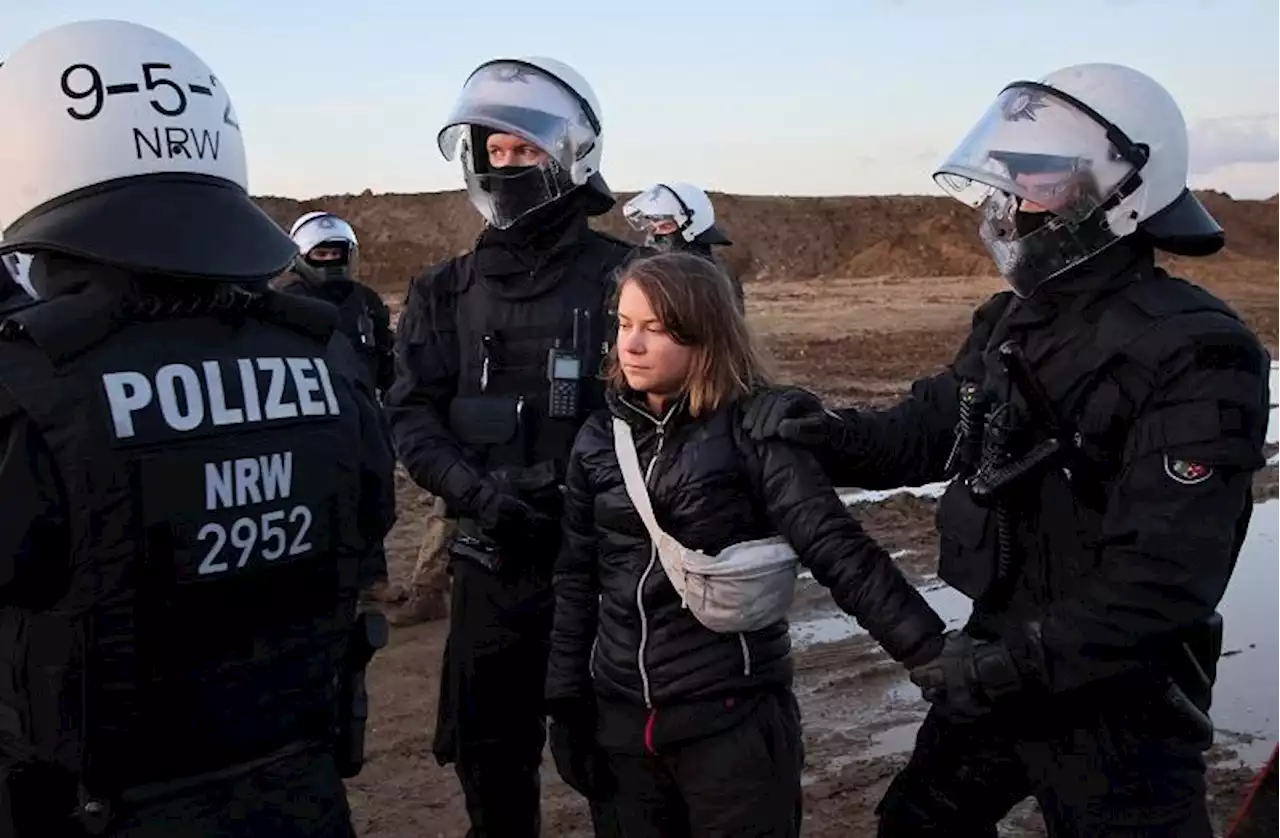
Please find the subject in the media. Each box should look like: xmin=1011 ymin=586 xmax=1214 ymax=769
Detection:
xmin=906 ymin=627 xmax=1043 ymax=722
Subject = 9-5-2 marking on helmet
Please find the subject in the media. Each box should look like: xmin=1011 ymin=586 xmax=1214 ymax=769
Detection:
xmin=59 ymin=60 xmax=241 ymax=140
xmin=0 ymin=19 xmax=295 ymax=282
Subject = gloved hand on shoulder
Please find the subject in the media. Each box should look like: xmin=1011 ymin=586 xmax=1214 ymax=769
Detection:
xmin=741 ymin=386 xmax=858 ymax=453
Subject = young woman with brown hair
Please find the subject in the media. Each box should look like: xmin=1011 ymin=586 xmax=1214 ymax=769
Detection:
xmin=544 ymin=252 xmax=945 ymax=837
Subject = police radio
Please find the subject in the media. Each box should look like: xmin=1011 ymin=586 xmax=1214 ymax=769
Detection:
xmin=547 ymin=309 xmax=587 ymax=419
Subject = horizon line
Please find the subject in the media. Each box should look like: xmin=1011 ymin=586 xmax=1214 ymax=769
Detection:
xmin=256 ymin=186 xmax=1279 ymax=204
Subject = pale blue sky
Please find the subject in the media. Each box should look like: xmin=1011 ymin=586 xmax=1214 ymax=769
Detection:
xmin=5 ymin=0 xmax=1278 ymax=199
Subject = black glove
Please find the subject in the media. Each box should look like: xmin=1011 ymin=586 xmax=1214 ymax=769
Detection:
xmin=742 ymin=386 xmax=825 ymax=441
xmin=907 ymin=630 xmax=1026 ymax=722
xmin=547 ymin=701 xmax=610 ymax=801
xmin=742 ymin=387 xmax=857 ymax=453
xmin=475 ymin=487 xmax=556 ymax=550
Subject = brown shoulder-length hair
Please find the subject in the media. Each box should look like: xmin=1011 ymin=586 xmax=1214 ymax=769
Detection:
xmin=605 ymin=252 xmax=772 ymax=417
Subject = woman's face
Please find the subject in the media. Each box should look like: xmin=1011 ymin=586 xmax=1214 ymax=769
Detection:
xmin=616 ymin=279 xmax=694 ymax=401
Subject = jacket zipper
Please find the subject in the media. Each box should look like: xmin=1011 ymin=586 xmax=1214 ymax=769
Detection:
xmin=738 ymin=633 xmax=752 ymax=676
xmin=620 ymin=397 xmax=679 ymax=755
xmin=635 ymin=421 xmax=668 ymax=709
xmin=620 ymin=398 xmax=679 ymax=705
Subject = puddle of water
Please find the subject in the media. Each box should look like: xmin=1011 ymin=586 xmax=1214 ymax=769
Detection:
xmin=790 ymin=578 xmax=971 ymax=648
xmin=794 ymin=497 xmax=1279 ymax=769
xmin=1209 ymin=497 xmax=1278 ymax=767
xmin=861 ymin=720 xmax=921 ymax=760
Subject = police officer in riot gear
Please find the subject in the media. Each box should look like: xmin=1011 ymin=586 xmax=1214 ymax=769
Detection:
xmin=0 ymin=20 xmax=395 ymax=838
xmin=743 ymin=63 xmax=1270 ymax=836
xmin=279 ymin=212 xmax=395 ymax=397
xmin=385 ymin=55 xmax=641 ymax=836
xmin=623 ymin=182 xmax=744 ymax=311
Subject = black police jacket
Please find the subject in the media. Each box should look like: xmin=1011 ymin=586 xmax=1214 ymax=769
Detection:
xmin=816 ymin=245 xmax=1271 ymax=695
xmin=385 ymin=207 xmax=642 ymax=528
xmin=278 ymin=275 xmax=395 ymax=395
xmin=545 ymin=390 xmax=945 ymax=735
xmin=0 ymin=272 xmax=395 ymax=827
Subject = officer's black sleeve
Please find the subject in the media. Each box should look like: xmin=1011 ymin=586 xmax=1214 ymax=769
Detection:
xmin=1034 ymin=324 xmax=1271 ymax=694
xmin=323 ymin=332 xmax=396 ymax=587
xmin=754 ymin=430 xmax=946 ymax=662
xmin=356 ymin=384 xmax=396 ymax=588
xmin=545 ymin=421 xmax=602 ymax=706
xmin=367 ymin=289 xmax=395 ymax=394
xmin=818 ymin=295 xmax=1011 ymax=489
xmin=383 ymin=266 xmax=487 ymax=516
xmin=824 ymin=371 xmax=961 ymax=489
xmin=0 ymin=395 xmax=68 ymax=600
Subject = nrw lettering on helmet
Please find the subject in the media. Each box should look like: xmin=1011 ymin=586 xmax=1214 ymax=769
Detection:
xmin=60 ymin=61 xmax=236 ymax=162
xmin=0 ymin=20 xmax=250 ymax=232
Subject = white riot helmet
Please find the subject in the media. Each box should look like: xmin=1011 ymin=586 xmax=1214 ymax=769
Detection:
xmin=934 ymin=62 xmax=1222 ymax=298
xmin=437 ymin=56 xmax=612 ymax=229
xmin=623 ymin=182 xmax=732 ymax=250
xmin=289 ymin=211 xmax=359 ymax=284
xmin=0 ymin=20 xmax=295 ymax=284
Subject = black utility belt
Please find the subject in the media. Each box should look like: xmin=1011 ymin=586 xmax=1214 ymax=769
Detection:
xmin=77 ymin=739 xmax=323 ymax=832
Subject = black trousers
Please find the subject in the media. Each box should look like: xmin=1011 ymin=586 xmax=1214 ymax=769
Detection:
xmin=605 ymin=690 xmax=804 ymax=838
xmin=432 ymin=559 xmax=555 ymax=838
xmin=876 ymin=692 xmax=1214 ymax=838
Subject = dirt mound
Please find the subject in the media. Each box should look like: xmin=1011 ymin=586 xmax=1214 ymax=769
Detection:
xmin=255 ymin=189 xmax=1278 ymax=296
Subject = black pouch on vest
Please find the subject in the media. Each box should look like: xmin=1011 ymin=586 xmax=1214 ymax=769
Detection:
xmin=449 ymin=394 xmax=530 ymax=467
xmin=936 ymin=480 xmax=1000 ymax=601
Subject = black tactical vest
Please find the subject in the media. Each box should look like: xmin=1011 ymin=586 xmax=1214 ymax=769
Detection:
xmin=0 ymin=286 xmax=367 ymax=801
xmin=282 ymin=278 xmax=382 ymax=393
xmin=936 ymin=266 xmax=1258 ymax=613
xmin=436 ymin=235 xmax=633 ymax=475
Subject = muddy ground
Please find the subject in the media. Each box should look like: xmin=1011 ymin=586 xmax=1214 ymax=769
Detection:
xmin=354 ymin=272 xmax=1278 ymax=837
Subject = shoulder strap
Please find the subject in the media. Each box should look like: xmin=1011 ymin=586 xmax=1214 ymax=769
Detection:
xmin=612 ymin=418 xmax=666 ymax=543
xmin=611 ymin=417 xmax=689 ymax=599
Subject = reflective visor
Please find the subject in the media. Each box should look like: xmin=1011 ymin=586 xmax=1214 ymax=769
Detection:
xmin=934 ymin=83 xmax=1138 ymax=220
xmin=623 ymin=184 xmax=689 ymax=235
xmin=437 ymin=61 xmax=596 ymax=171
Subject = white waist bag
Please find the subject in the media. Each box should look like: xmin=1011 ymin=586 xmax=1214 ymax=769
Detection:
xmin=613 ymin=417 xmax=800 ymax=634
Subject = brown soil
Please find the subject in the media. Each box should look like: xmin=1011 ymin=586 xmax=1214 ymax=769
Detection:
xmin=330 ymin=187 xmax=1278 ymax=836
xmin=255 ymin=189 xmax=1276 ymax=301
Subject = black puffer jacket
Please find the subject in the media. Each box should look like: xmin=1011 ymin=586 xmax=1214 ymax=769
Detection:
xmin=546 ymin=389 xmax=945 ymax=713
